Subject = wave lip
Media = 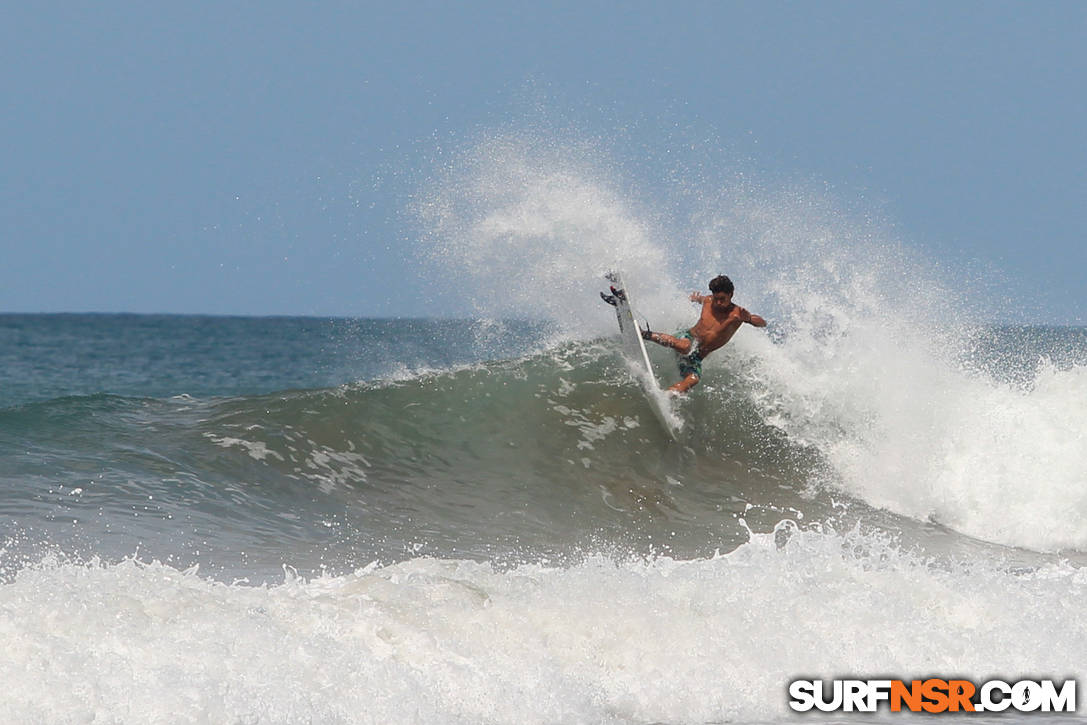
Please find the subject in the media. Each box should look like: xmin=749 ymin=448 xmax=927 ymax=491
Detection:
xmin=750 ymin=325 xmax=1087 ymax=553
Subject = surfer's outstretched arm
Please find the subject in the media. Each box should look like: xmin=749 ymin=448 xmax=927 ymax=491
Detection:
xmin=737 ymin=307 xmax=767 ymax=327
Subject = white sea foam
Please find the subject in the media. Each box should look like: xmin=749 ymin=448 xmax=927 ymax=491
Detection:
xmin=204 ymin=433 xmax=285 ymax=462
xmin=704 ymin=188 xmax=1087 ymax=552
xmin=2 ymin=525 xmax=1084 ymax=723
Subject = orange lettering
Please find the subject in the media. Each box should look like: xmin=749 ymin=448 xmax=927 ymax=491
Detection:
xmin=948 ymin=680 xmax=976 ymax=712
xmin=922 ymin=679 xmax=950 ymax=713
xmin=891 ymin=680 xmax=923 ymax=712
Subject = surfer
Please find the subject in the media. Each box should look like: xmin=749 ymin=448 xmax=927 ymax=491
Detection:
xmin=641 ymin=275 xmax=766 ymax=393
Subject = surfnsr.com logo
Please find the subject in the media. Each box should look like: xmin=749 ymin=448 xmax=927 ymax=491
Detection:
xmin=788 ymin=679 xmax=1077 ymax=713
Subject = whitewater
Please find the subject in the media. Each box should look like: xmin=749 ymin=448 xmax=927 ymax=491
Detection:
xmin=2 ymin=130 xmax=1086 ymax=723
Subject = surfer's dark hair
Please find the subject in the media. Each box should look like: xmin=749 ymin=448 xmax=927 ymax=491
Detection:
xmin=708 ymin=275 xmax=734 ymax=295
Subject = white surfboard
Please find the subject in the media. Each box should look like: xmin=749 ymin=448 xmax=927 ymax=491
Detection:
xmin=601 ymin=271 xmax=681 ymax=440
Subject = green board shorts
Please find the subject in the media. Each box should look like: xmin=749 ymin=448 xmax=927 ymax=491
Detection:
xmin=674 ymin=329 xmax=703 ymax=378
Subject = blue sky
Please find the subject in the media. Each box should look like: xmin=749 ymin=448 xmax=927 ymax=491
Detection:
xmin=2 ymin=2 xmax=1084 ymax=322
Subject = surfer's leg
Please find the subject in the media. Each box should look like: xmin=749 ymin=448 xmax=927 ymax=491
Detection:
xmin=643 ymin=331 xmax=693 ymax=355
xmin=668 ymin=373 xmax=700 ymax=394
xmin=671 ymin=348 xmax=702 ymax=393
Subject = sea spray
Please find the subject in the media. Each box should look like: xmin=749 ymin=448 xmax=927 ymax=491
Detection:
xmin=702 ymin=188 xmax=1087 ymax=550
xmin=414 ymin=131 xmax=688 ymax=339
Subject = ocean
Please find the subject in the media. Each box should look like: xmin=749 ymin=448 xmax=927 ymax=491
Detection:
xmin=4 ymin=131 xmax=1086 ymax=724
xmin=2 ymin=312 xmax=1085 ymax=724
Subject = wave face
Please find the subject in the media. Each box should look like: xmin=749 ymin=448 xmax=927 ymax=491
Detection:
xmin=0 ymin=338 xmax=829 ymax=574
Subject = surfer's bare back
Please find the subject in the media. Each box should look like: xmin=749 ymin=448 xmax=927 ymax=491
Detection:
xmin=642 ymin=275 xmax=767 ymax=394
